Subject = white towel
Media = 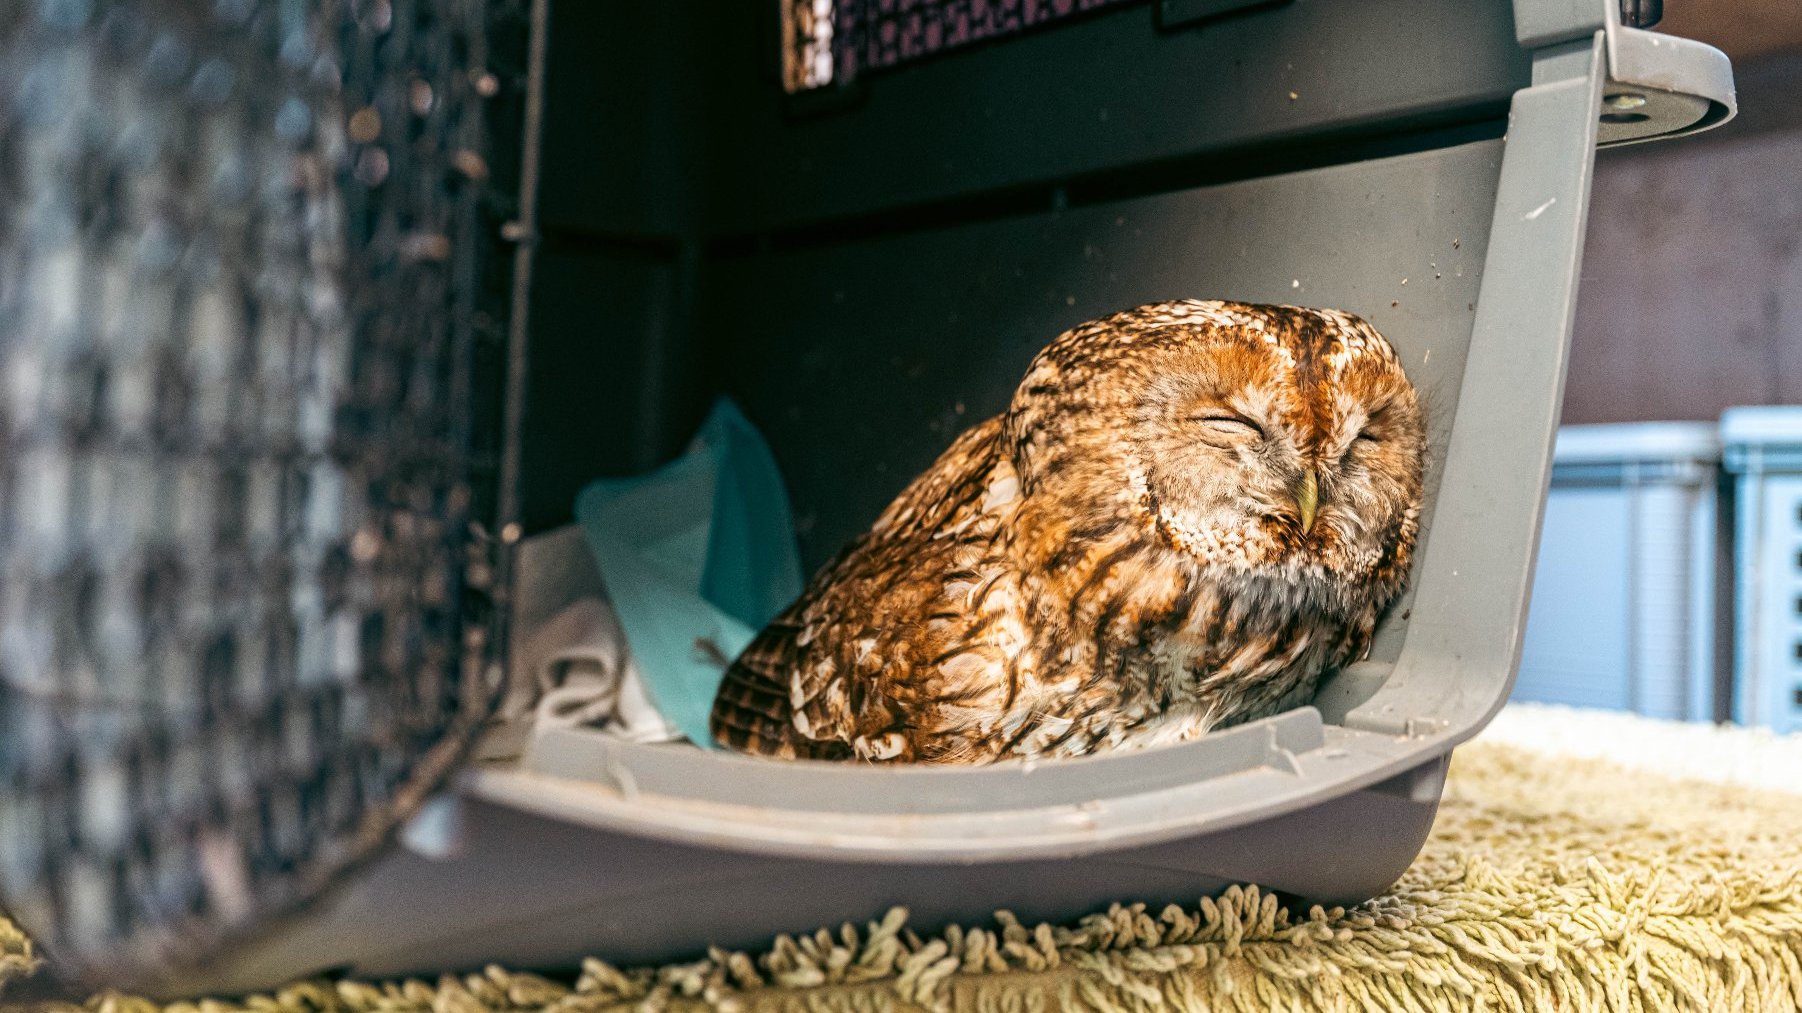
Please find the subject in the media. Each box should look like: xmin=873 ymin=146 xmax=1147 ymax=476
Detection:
xmin=512 ymin=523 xmax=684 ymax=740
xmin=416 ymin=526 xmax=683 ymax=858
xmin=485 ymin=525 xmax=686 ymax=757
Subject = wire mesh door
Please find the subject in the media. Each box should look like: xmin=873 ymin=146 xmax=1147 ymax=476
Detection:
xmin=0 ymin=0 xmax=525 ymax=987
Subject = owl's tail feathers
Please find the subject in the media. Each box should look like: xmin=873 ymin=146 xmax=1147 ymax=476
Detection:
xmin=710 ymin=663 xmax=796 ymax=757
xmin=710 ymin=631 xmax=852 ymax=761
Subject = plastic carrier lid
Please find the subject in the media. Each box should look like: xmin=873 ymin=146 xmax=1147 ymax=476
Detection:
xmin=1552 ymin=422 xmax=1720 ymax=466
xmin=1721 ymin=406 xmax=1802 ymax=474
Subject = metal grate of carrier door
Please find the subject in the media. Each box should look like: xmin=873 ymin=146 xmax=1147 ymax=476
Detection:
xmin=0 ymin=0 xmax=528 ymax=983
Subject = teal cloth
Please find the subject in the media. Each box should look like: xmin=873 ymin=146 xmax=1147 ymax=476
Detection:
xmin=574 ymin=400 xmax=805 ymax=747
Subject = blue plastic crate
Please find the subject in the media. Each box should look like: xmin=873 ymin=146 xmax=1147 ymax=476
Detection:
xmin=1723 ymin=407 xmax=1802 ymax=733
xmin=1515 ymin=423 xmax=1721 ymax=720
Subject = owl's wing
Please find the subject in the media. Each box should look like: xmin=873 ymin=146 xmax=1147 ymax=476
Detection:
xmin=709 ymin=549 xmax=858 ymax=760
xmin=710 ymin=417 xmax=1016 ymax=761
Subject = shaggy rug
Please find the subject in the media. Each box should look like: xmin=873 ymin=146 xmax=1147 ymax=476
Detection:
xmin=4 ymin=704 xmax=1801 ymax=1012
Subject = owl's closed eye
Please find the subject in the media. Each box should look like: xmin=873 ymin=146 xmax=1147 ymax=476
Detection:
xmin=712 ymin=299 xmax=1427 ymax=764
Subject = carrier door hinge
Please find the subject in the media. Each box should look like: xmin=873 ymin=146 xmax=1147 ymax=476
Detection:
xmin=1596 ymin=20 xmax=1735 ymax=147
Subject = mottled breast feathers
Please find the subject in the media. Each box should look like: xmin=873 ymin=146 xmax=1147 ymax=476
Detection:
xmin=711 ymin=299 xmax=1427 ymax=764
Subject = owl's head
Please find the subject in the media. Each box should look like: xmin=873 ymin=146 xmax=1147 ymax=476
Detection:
xmin=1007 ymin=300 xmax=1427 ymax=610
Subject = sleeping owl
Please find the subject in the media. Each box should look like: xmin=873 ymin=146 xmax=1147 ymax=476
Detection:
xmin=711 ymin=300 xmax=1426 ymax=764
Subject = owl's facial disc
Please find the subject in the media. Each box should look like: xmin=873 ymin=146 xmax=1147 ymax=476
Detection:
xmin=1134 ymin=364 xmax=1421 ymax=590
xmin=1133 ymin=393 xmax=1317 ymax=568
xmin=1012 ymin=302 xmax=1423 ymax=610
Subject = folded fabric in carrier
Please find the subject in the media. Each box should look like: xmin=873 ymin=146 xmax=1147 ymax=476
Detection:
xmin=502 ymin=400 xmax=804 ymax=751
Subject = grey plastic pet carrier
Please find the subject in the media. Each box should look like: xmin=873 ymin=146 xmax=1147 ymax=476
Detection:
xmin=0 ymin=0 xmax=1734 ymax=996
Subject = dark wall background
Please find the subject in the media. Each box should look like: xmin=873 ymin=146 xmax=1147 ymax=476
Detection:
xmin=1562 ymin=51 xmax=1802 ymax=424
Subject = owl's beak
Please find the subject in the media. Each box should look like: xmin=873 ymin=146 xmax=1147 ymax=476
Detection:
xmin=1295 ymin=468 xmax=1319 ymax=535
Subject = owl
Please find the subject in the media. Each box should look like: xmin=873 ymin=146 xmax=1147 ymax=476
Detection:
xmin=711 ymin=300 xmax=1426 ymax=764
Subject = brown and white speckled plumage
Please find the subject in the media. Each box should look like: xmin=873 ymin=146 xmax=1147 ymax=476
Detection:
xmin=711 ymin=300 xmax=1426 ymax=764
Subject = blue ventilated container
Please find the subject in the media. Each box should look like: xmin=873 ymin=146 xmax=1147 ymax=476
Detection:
xmin=1515 ymin=423 xmax=1724 ymax=720
xmin=1722 ymin=407 xmax=1802 ymax=733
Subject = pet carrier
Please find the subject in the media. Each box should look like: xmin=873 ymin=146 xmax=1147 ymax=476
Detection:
xmin=1515 ymin=423 xmax=1725 ymax=719
xmin=0 ymin=0 xmax=1735 ymax=996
